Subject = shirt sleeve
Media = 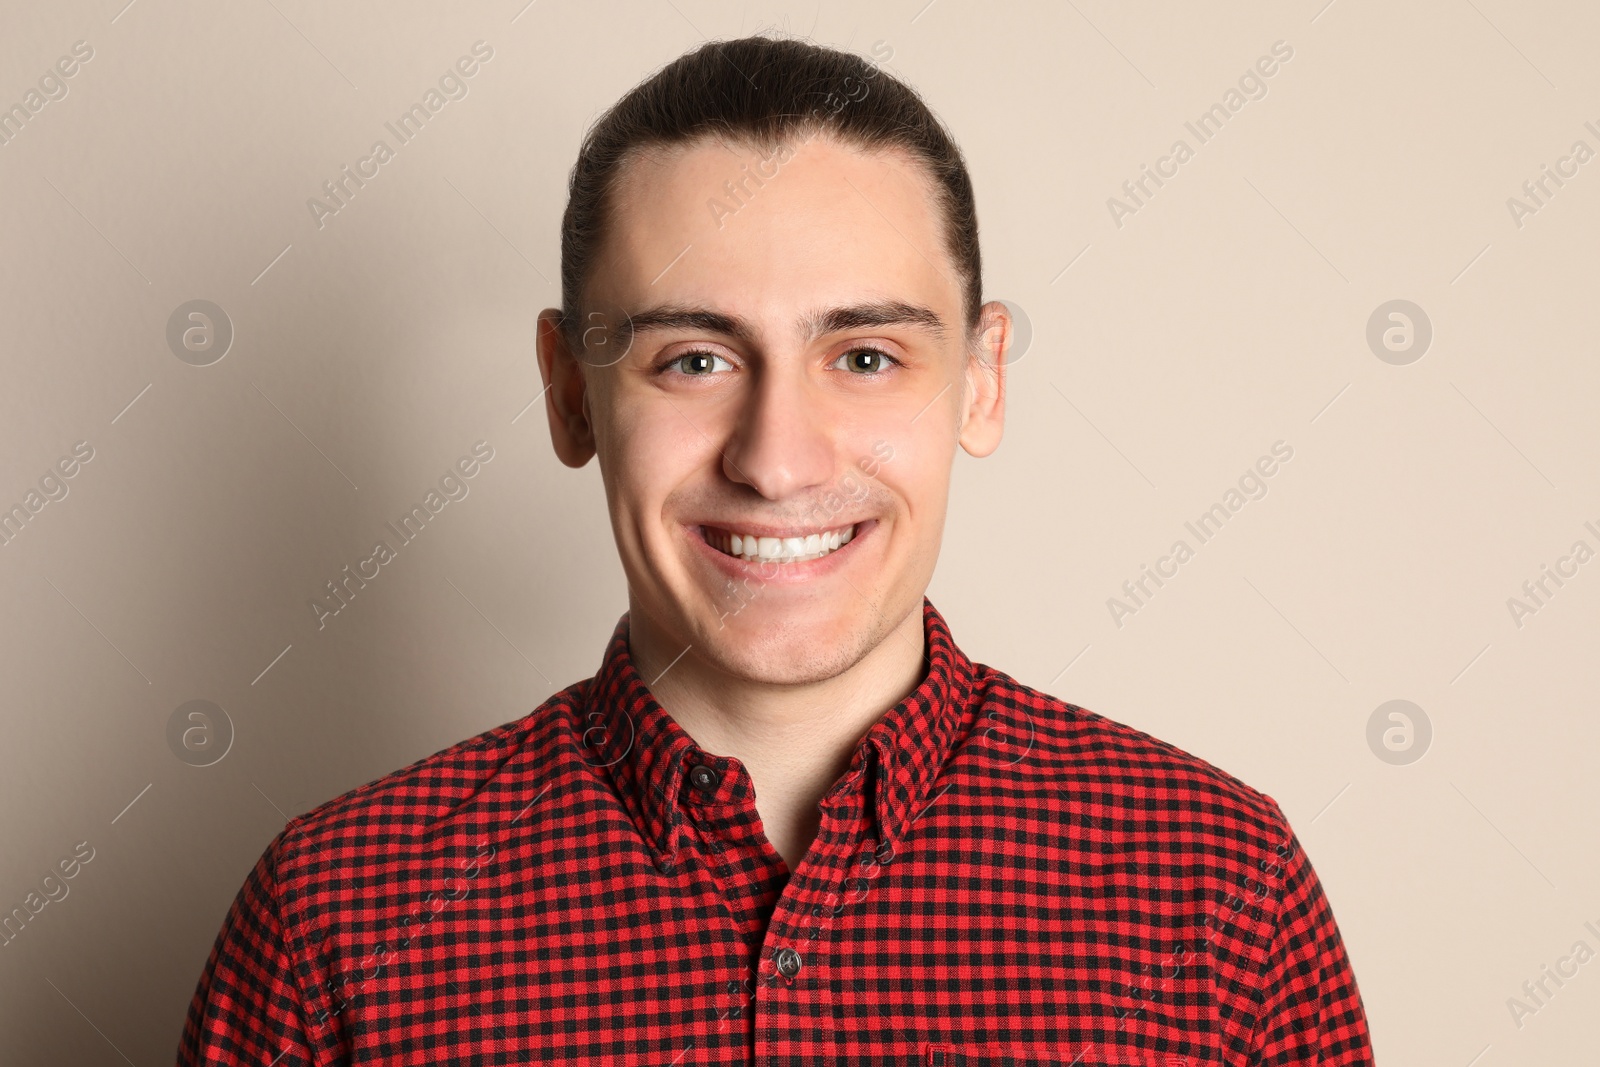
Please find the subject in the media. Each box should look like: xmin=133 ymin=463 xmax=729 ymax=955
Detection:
xmin=1249 ymin=809 xmax=1374 ymax=1066
xmin=178 ymin=833 xmax=315 ymax=1067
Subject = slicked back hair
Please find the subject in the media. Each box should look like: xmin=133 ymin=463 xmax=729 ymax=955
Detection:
xmin=558 ymin=35 xmax=982 ymax=349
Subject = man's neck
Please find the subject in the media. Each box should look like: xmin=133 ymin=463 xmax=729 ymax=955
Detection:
xmin=625 ymin=601 xmax=927 ymax=869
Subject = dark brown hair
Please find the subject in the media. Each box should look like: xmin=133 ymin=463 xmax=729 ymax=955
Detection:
xmin=558 ymin=34 xmax=982 ymax=346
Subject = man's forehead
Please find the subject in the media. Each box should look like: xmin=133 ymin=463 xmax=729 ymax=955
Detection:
xmin=590 ymin=136 xmax=962 ymax=331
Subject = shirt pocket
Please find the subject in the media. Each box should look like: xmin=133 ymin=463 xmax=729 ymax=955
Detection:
xmin=924 ymin=1046 xmax=1189 ymax=1067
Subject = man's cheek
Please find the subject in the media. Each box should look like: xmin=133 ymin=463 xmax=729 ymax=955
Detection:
xmin=857 ymin=438 xmax=896 ymax=478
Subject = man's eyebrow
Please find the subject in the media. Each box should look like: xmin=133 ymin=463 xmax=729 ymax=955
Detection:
xmin=622 ymin=305 xmax=755 ymax=346
xmin=621 ymin=300 xmax=947 ymax=346
xmin=803 ymin=300 xmax=947 ymax=341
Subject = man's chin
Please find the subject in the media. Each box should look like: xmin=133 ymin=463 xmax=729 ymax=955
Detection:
xmin=692 ymin=606 xmax=878 ymax=688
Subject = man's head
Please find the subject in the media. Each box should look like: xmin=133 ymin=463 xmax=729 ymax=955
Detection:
xmin=537 ymin=35 xmax=1010 ymax=688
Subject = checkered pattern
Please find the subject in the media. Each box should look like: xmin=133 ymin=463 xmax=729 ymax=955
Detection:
xmin=178 ymin=598 xmax=1372 ymax=1065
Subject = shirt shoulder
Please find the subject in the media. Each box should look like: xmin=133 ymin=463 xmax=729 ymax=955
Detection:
xmin=966 ymin=663 xmax=1292 ymax=849
xmin=267 ymin=679 xmax=591 ymax=875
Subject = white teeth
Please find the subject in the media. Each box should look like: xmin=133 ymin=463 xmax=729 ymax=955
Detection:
xmin=709 ymin=523 xmax=859 ymax=563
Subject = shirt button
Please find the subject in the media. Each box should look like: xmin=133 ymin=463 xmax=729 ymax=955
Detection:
xmin=774 ymin=947 xmax=803 ymax=979
xmin=687 ymin=764 xmax=721 ymax=793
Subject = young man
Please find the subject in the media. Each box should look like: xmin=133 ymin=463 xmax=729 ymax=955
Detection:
xmin=180 ymin=36 xmax=1373 ymax=1066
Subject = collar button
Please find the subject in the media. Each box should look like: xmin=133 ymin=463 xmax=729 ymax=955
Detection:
xmin=687 ymin=764 xmax=721 ymax=793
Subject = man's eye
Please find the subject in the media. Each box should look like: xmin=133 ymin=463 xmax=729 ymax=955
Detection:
xmin=836 ymin=348 xmax=893 ymax=374
xmin=671 ymin=351 xmax=731 ymax=375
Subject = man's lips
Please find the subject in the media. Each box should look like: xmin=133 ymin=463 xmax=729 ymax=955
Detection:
xmin=681 ymin=518 xmax=876 ymax=575
xmin=699 ymin=521 xmax=859 ymax=564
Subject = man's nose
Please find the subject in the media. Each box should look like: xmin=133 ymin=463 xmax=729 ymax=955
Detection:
xmin=720 ymin=365 xmax=834 ymax=500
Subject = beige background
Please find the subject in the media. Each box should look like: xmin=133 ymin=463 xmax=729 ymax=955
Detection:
xmin=2 ymin=0 xmax=1596 ymax=1063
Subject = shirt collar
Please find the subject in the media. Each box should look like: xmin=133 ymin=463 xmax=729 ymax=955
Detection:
xmin=580 ymin=597 xmax=975 ymax=870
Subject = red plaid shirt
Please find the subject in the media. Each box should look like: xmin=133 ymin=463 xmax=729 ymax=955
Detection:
xmin=180 ymin=599 xmax=1372 ymax=1065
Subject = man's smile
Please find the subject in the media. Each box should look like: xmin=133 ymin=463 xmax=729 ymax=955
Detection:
xmin=700 ymin=521 xmax=858 ymax=563
xmin=686 ymin=518 xmax=878 ymax=582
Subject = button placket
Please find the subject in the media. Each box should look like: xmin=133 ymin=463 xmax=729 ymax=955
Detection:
xmin=681 ymin=759 xmax=734 ymax=871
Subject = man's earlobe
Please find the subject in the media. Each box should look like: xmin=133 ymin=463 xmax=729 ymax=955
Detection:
xmin=536 ymin=309 xmax=598 ymax=468
xmin=958 ymin=301 xmax=1008 ymax=458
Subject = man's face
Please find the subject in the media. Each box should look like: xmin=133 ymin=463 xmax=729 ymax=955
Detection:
xmin=540 ymin=134 xmax=1005 ymax=686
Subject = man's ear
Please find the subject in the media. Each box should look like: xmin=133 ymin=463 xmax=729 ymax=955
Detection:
xmin=536 ymin=308 xmax=597 ymax=468
xmin=957 ymin=300 xmax=1009 ymax=458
